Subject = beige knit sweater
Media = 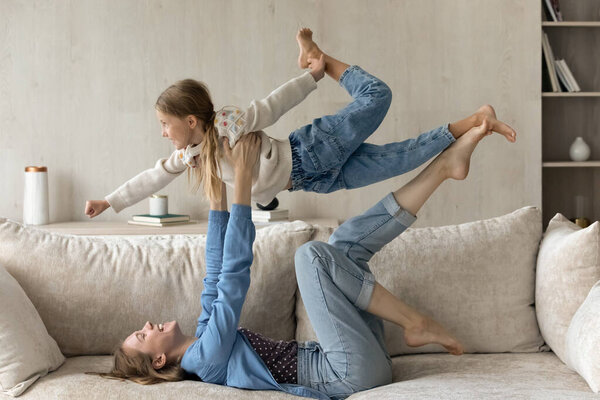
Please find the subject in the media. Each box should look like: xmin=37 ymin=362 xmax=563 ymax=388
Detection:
xmin=105 ymin=71 xmax=318 ymax=211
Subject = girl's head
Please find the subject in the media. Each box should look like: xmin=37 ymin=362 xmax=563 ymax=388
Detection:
xmin=89 ymin=321 xmax=188 ymax=385
xmin=155 ymin=79 xmax=222 ymax=201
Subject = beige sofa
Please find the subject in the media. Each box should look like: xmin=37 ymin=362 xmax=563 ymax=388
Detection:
xmin=0 ymin=206 xmax=599 ymax=399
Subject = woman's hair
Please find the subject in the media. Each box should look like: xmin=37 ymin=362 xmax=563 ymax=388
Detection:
xmin=155 ymin=79 xmax=222 ymax=202
xmin=85 ymin=343 xmax=185 ymax=385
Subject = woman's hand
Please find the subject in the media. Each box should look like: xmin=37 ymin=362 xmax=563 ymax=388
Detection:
xmin=222 ymin=132 xmax=261 ymax=206
xmin=308 ymin=53 xmax=325 ymax=82
xmin=85 ymin=200 xmax=110 ymax=218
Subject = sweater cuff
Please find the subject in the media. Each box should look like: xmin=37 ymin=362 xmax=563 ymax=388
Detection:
xmin=298 ymin=70 xmax=318 ymax=92
xmin=104 ymin=192 xmax=126 ymax=214
xmin=230 ymin=204 xmax=252 ymax=220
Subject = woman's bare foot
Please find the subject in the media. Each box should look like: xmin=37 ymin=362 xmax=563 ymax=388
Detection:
xmin=439 ymin=119 xmax=490 ymax=180
xmin=296 ymin=28 xmax=323 ymax=69
xmin=404 ymin=316 xmax=464 ymax=355
xmin=475 ymin=104 xmax=517 ymax=143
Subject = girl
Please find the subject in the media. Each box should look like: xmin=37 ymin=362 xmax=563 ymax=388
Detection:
xmin=84 ymin=28 xmax=516 ymax=217
xmin=95 ymin=117 xmax=499 ymax=399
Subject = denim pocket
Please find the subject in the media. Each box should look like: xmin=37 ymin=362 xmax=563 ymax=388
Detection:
xmin=305 ymin=129 xmax=345 ymax=172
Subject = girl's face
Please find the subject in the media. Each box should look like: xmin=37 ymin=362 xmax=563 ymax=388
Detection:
xmin=122 ymin=320 xmax=183 ymax=366
xmin=156 ymin=110 xmax=192 ymax=150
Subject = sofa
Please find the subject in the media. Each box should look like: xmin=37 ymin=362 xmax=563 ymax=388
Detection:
xmin=0 ymin=205 xmax=599 ymax=399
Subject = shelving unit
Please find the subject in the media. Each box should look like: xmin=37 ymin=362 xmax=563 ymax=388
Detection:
xmin=541 ymin=0 xmax=600 ymax=228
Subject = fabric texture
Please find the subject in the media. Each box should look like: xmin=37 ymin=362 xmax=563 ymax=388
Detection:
xmin=2 ymin=353 xmax=596 ymax=400
xmin=0 ymin=265 xmax=64 ymax=397
xmin=104 ymin=71 xmax=317 ymax=208
xmin=535 ymin=214 xmax=600 ymax=364
xmin=296 ymin=206 xmax=546 ymax=355
xmin=0 ymin=217 xmax=312 ymax=356
xmin=565 ymin=279 xmax=600 ymax=393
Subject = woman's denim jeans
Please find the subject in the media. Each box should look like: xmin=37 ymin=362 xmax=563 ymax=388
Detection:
xmin=289 ymin=65 xmax=455 ymax=193
xmin=295 ymin=192 xmax=418 ymax=399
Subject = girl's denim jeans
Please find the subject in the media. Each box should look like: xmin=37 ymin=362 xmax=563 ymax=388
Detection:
xmin=289 ymin=65 xmax=456 ymax=193
xmin=295 ymin=192 xmax=418 ymax=399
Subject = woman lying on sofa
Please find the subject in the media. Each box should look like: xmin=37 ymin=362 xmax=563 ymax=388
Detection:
xmin=94 ymin=111 xmax=504 ymax=398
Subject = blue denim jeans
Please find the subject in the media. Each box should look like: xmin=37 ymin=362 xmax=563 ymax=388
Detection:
xmin=289 ymin=65 xmax=456 ymax=193
xmin=294 ymin=192 xmax=418 ymax=399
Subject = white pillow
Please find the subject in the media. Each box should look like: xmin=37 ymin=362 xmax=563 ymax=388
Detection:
xmin=0 ymin=264 xmax=65 ymax=397
xmin=565 ymin=280 xmax=600 ymax=393
xmin=535 ymin=215 xmax=600 ymax=364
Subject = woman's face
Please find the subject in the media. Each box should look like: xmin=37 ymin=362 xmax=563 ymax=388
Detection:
xmin=156 ymin=110 xmax=191 ymax=150
xmin=122 ymin=320 xmax=183 ymax=363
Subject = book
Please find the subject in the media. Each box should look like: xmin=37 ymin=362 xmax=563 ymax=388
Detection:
xmin=551 ymin=0 xmax=563 ymax=22
xmin=543 ymin=0 xmax=558 ymax=22
xmin=132 ymin=213 xmax=190 ymax=223
xmin=542 ymin=33 xmax=560 ymax=92
xmin=251 ymin=209 xmax=289 ymax=219
xmin=558 ymin=59 xmax=581 ymax=92
xmin=127 ymin=220 xmax=195 ymax=227
xmin=252 ymin=216 xmax=289 ymax=223
xmin=554 ymin=60 xmax=574 ymax=91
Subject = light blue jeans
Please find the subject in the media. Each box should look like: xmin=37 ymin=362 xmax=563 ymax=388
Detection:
xmin=288 ymin=65 xmax=456 ymax=193
xmin=295 ymin=192 xmax=418 ymax=399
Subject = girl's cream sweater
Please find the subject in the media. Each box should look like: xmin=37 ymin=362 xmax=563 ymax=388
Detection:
xmin=105 ymin=71 xmax=317 ymax=211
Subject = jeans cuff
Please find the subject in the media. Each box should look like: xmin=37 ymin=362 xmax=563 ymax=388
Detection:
xmin=382 ymin=193 xmax=417 ymax=227
xmin=338 ymin=65 xmax=361 ymax=86
xmin=355 ymin=270 xmax=376 ymax=310
xmin=441 ymin=123 xmax=457 ymax=144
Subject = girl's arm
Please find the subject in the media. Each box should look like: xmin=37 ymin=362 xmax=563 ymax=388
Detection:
xmin=189 ymin=134 xmax=259 ymax=373
xmin=195 ymin=182 xmax=228 ymax=337
xmin=104 ymin=150 xmax=187 ymax=213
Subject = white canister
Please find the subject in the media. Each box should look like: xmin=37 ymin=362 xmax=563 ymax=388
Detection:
xmin=23 ymin=166 xmax=49 ymax=225
xmin=149 ymin=194 xmax=168 ymax=216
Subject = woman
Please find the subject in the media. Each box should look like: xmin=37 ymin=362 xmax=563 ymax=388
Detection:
xmin=94 ymin=114 xmax=502 ymax=398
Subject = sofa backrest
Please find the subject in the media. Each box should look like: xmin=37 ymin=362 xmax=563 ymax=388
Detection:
xmin=0 ymin=218 xmax=313 ymax=356
xmin=296 ymin=206 xmax=547 ymax=355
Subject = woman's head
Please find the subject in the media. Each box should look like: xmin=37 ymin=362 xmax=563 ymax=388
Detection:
xmin=89 ymin=321 xmax=191 ymax=385
xmin=155 ymin=79 xmax=222 ymax=202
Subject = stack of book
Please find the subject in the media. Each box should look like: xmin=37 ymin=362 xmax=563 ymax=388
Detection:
xmin=128 ymin=214 xmax=192 ymax=227
xmin=542 ymin=32 xmax=580 ymax=93
xmin=251 ymin=209 xmax=289 ymax=224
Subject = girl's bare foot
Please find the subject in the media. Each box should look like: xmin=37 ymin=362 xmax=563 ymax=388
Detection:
xmin=475 ymin=104 xmax=517 ymax=143
xmin=439 ymin=119 xmax=490 ymax=180
xmin=404 ymin=316 xmax=464 ymax=356
xmin=296 ymin=28 xmax=323 ymax=69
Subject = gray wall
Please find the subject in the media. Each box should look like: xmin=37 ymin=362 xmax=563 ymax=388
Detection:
xmin=0 ymin=0 xmax=541 ymax=227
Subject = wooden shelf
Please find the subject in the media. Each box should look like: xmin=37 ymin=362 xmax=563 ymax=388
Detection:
xmin=542 ymin=21 xmax=600 ymax=27
xmin=542 ymin=92 xmax=600 ymax=97
xmin=543 ymin=161 xmax=600 ymax=167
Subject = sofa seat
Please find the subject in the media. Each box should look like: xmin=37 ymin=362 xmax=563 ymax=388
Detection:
xmin=4 ymin=352 xmax=593 ymax=399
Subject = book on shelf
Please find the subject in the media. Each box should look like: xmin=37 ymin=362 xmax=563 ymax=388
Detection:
xmin=542 ymin=32 xmax=560 ymax=92
xmin=251 ymin=208 xmax=289 ymax=223
xmin=543 ymin=0 xmax=563 ymax=22
xmin=132 ymin=213 xmax=190 ymax=223
xmin=559 ymin=59 xmax=580 ymax=92
xmin=127 ymin=220 xmax=195 ymax=227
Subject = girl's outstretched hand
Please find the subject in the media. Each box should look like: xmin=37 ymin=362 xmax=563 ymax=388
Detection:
xmin=222 ymin=132 xmax=261 ymax=175
xmin=308 ymin=53 xmax=325 ymax=82
xmin=85 ymin=200 xmax=110 ymax=218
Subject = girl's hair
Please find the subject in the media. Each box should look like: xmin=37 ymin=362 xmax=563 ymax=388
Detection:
xmin=155 ymin=79 xmax=222 ymax=202
xmin=86 ymin=343 xmax=186 ymax=385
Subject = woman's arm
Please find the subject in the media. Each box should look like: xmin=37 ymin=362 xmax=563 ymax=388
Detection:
xmin=195 ymin=182 xmax=228 ymax=337
xmin=190 ymin=134 xmax=260 ymax=371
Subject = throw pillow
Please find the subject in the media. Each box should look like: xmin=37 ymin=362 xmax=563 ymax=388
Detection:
xmin=536 ymin=214 xmax=600 ymax=364
xmin=0 ymin=264 xmax=65 ymax=397
xmin=565 ymin=280 xmax=600 ymax=393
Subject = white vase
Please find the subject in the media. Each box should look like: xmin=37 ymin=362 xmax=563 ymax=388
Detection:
xmin=569 ymin=137 xmax=591 ymax=162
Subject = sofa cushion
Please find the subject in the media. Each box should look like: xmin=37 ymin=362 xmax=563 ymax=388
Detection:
xmin=297 ymin=206 xmax=546 ymax=355
xmin=0 ymin=265 xmax=64 ymax=397
xmin=0 ymin=217 xmax=313 ymax=356
xmin=5 ymin=353 xmax=595 ymax=400
xmin=565 ymin=279 xmax=600 ymax=393
xmin=536 ymin=215 xmax=600 ymax=364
